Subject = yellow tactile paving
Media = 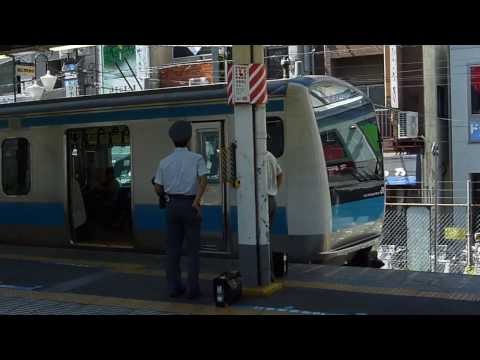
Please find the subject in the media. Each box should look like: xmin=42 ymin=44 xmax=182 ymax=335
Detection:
xmin=283 ymin=280 xmax=480 ymax=303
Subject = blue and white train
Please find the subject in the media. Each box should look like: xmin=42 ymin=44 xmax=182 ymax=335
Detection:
xmin=0 ymin=75 xmax=384 ymax=263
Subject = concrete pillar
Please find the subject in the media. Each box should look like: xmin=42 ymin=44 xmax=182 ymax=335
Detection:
xmin=323 ymin=45 xmax=332 ymax=76
xmin=422 ymin=45 xmax=438 ymax=199
xmin=304 ymin=45 xmax=312 ymax=75
xmin=212 ymin=47 xmax=220 ymax=83
xmin=232 ymin=45 xmax=271 ymax=288
xmin=147 ymin=46 xmax=173 ymax=89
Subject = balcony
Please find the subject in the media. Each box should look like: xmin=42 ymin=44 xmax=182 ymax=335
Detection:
xmin=376 ymin=108 xmax=424 ymax=153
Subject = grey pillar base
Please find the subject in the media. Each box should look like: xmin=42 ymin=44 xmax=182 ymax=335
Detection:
xmin=238 ymin=243 xmax=271 ymax=288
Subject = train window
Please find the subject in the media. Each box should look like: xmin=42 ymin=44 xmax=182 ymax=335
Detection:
xmin=267 ymin=117 xmax=284 ymax=157
xmin=111 ymin=146 xmax=131 ymax=186
xmin=2 ymin=138 xmax=31 ymax=195
xmin=197 ymin=130 xmax=220 ymax=183
xmin=311 ymin=81 xmax=361 ymax=109
xmin=357 ymin=119 xmax=383 ymax=158
xmin=321 ymin=131 xmax=350 ymax=164
xmin=320 ymin=131 xmax=356 ymax=184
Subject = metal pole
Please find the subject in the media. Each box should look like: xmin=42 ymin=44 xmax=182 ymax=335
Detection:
xmin=433 ymin=145 xmax=439 ymax=272
xmin=114 ymin=62 xmax=134 ymax=91
xmin=467 ymin=179 xmax=472 ymax=268
xmin=251 ymin=46 xmax=261 ymax=286
xmin=324 ymin=45 xmax=332 ymax=76
xmin=124 ymin=58 xmax=143 ymax=90
xmin=11 ymin=55 xmax=16 ymax=103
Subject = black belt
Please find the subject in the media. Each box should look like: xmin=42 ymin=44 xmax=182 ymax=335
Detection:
xmin=168 ymin=194 xmax=196 ymax=200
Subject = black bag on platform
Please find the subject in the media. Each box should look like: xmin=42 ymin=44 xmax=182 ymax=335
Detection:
xmin=213 ymin=271 xmax=242 ymax=307
xmin=272 ymin=252 xmax=288 ymax=278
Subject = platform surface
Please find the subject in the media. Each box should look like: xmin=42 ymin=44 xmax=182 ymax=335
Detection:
xmin=0 ymin=244 xmax=479 ymax=315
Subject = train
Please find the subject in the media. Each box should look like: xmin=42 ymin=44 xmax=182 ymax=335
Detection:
xmin=0 ymin=75 xmax=384 ymax=265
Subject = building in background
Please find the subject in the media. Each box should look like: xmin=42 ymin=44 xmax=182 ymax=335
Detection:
xmin=449 ymin=46 xmax=480 ymax=209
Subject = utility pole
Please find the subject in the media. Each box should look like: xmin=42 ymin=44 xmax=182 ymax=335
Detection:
xmin=323 ymin=45 xmax=332 ymax=76
xmin=232 ymin=45 xmax=272 ymax=289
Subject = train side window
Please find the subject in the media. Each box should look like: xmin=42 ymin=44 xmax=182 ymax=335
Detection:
xmin=267 ymin=117 xmax=284 ymax=157
xmin=2 ymin=138 xmax=31 ymax=195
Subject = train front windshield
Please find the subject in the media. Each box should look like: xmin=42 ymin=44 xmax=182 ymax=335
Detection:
xmin=311 ymin=80 xmax=383 ymax=195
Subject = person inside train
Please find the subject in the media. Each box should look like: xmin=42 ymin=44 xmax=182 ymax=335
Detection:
xmin=93 ymin=167 xmax=120 ymax=201
xmin=92 ymin=167 xmax=120 ymax=227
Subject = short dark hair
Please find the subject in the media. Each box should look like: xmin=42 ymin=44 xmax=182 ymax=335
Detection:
xmin=173 ymin=139 xmax=189 ymax=147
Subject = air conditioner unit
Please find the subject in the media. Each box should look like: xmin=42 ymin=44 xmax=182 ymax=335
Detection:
xmin=188 ymin=77 xmax=209 ymax=86
xmin=397 ymin=111 xmax=419 ymax=139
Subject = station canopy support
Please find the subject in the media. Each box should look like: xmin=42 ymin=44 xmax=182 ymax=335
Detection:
xmin=232 ymin=45 xmax=273 ymax=290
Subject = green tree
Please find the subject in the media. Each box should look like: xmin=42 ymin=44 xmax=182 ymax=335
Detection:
xmin=103 ymin=45 xmax=136 ymax=67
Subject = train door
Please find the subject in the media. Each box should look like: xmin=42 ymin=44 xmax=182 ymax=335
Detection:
xmin=190 ymin=121 xmax=229 ymax=253
xmin=66 ymin=125 xmax=134 ymax=248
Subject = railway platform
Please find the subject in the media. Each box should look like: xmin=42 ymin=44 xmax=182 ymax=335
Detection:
xmin=0 ymin=244 xmax=480 ymax=315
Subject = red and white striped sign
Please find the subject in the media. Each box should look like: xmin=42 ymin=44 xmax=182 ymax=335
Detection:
xmin=227 ymin=64 xmax=268 ymax=105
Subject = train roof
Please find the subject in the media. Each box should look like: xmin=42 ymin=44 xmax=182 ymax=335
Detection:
xmin=0 ymin=75 xmax=340 ymax=118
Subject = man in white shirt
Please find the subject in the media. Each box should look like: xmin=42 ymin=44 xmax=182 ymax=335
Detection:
xmin=154 ymin=121 xmax=208 ymax=299
xmin=265 ymin=150 xmax=283 ymax=229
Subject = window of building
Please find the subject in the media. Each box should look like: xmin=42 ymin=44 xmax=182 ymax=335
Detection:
xmin=437 ymin=85 xmax=449 ymax=118
xmin=471 ymin=66 xmax=480 ymax=115
xmin=469 ymin=66 xmax=480 ymax=142
xmin=267 ymin=117 xmax=284 ymax=157
xmin=265 ymin=46 xmax=289 ymax=80
xmin=2 ymin=138 xmax=31 ymax=195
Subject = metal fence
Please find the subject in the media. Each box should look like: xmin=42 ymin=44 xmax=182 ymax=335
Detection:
xmin=375 ymin=108 xmax=394 ymax=139
xmin=378 ymin=181 xmax=479 ymax=275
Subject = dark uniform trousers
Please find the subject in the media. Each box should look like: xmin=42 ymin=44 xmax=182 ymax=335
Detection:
xmin=166 ymin=196 xmax=201 ymax=293
xmin=268 ymin=195 xmax=277 ymax=226
xmin=268 ymin=195 xmax=277 ymax=279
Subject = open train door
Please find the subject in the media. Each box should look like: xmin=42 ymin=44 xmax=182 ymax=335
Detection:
xmin=190 ymin=121 xmax=229 ymax=254
xmin=66 ymin=126 xmax=134 ymax=248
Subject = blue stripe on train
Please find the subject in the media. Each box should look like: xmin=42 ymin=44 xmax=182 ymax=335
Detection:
xmin=0 ymin=197 xmax=383 ymax=233
xmin=22 ymin=100 xmax=285 ymax=127
xmin=332 ymin=196 xmax=384 ymax=232
xmin=134 ymin=205 xmax=224 ymax=232
xmin=0 ymin=202 xmax=64 ymax=226
xmin=133 ymin=204 xmax=289 ymax=235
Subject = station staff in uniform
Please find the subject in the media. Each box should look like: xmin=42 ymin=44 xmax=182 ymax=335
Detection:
xmin=265 ymin=149 xmax=283 ymax=280
xmin=265 ymin=150 xmax=283 ymax=227
xmin=154 ymin=121 xmax=208 ymax=299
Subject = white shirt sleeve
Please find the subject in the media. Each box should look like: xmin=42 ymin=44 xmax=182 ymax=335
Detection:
xmin=275 ymin=158 xmax=283 ymax=175
xmin=197 ymin=156 xmax=209 ymax=177
xmin=154 ymin=163 xmax=163 ymax=185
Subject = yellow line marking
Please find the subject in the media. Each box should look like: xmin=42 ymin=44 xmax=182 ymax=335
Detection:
xmin=243 ymin=282 xmax=284 ymax=297
xmin=283 ymin=280 xmax=480 ymax=303
xmin=0 ymin=287 xmax=285 ymax=315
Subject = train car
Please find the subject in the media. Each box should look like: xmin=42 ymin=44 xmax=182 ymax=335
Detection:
xmin=0 ymin=75 xmax=384 ymax=264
